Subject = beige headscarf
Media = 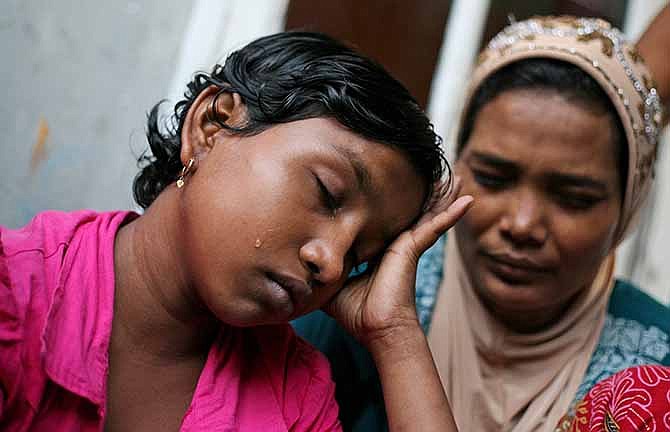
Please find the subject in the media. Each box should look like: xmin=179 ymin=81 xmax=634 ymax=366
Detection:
xmin=427 ymin=16 xmax=664 ymax=432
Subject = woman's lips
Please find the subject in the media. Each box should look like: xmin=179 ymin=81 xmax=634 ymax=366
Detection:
xmin=481 ymin=251 xmax=554 ymax=284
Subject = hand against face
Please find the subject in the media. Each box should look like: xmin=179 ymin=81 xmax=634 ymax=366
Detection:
xmin=324 ymin=178 xmax=473 ymax=347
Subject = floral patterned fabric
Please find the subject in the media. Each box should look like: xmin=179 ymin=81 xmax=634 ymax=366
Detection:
xmin=574 ymin=315 xmax=670 ymax=405
xmin=556 ymin=365 xmax=670 ymax=432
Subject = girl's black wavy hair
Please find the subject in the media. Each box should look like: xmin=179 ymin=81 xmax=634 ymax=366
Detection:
xmin=133 ymin=31 xmax=447 ymax=209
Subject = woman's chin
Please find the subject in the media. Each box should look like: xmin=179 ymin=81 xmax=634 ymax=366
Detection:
xmin=475 ymin=271 xmax=556 ymax=313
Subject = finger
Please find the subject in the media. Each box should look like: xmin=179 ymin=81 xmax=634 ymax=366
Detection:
xmin=418 ymin=177 xmax=462 ymax=225
xmin=436 ymin=176 xmax=462 ymax=209
xmin=408 ymin=195 xmax=473 ymax=254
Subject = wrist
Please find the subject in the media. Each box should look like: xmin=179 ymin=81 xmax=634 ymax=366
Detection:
xmin=364 ymin=320 xmax=426 ymax=362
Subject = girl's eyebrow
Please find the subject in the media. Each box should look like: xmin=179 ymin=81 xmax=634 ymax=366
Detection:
xmin=327 ymin=142 xmax=398 ymax=244
xmin=327 ymin=143 xmax=373 ymax=195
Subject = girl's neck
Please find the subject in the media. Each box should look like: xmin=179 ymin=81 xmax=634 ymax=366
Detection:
xmin=112 ymin=189 xmax=219 ymax=362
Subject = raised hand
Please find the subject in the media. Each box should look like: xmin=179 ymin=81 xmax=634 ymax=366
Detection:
xmin=325 ymin=177 xmax=473 ymax=347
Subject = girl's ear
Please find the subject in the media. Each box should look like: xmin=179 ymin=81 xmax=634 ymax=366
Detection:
xmin=180 ymin=85 xmax=246 ymax=166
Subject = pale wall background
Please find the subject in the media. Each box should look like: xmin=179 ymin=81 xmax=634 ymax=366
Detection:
xmin=1 ymin=0 xmax=191 ymax=225
xmin=1 ymin=0 xmax=668 ymax=303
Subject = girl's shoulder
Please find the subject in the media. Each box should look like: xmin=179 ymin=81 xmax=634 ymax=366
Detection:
xmin=2 ymin=210 xmax=97 ymax=256
xmin=0 ymin=209 xmax=135 ymax=428
xmin=1 ymin=209 xmax=136 ymax=261
xmin=0 ymin=209 xmax=136 ymax=327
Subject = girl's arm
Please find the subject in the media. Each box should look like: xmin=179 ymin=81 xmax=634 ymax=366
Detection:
xmin=366 ymin=324 xmax=457 ymax=431
xmin=327 ymin=179 xmax=471 ymax=432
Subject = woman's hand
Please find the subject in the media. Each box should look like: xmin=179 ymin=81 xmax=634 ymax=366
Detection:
xmin=324 ymin=177 xmax=473 ymax=348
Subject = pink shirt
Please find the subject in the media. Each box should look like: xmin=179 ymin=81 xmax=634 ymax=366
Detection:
xmin=0 ymin=210 xmax=341 ymax=431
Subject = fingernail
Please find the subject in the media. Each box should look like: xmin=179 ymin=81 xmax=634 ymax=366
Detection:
xmin=458 ymin=195 xmax=474 ymax=208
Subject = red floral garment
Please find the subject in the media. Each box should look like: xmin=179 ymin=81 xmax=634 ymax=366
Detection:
xmin=556 ymin=365 xmax=670 ymax=432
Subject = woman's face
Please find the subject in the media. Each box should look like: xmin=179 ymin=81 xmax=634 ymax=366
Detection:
xmin=180 ymin=117 xmax=426 ymax=326
xmin=455 ymin=89 xmax=622 ymax=331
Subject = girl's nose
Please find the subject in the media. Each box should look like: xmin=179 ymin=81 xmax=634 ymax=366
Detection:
xmin=299 ymin=239 xmax=346 ymax=284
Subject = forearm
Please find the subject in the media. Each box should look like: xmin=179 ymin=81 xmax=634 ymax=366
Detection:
xmin=367 ymin=324 xmax=458 ymax=432
xmin=636 ymin=4 xmax=670 ymax=111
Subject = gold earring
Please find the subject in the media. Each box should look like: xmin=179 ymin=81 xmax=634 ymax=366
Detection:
xmin=176 ymin=158 xmax=195 ymax=188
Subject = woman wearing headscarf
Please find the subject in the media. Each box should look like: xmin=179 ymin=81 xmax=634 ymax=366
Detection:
xmin=294 ymin=10 xmax=669 ymax=432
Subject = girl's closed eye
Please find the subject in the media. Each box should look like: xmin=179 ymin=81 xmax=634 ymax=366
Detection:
xmin=313 ymin=169 xmax=350 ymax=217
xmin=315 ymin=175 xmax=339 ymax=216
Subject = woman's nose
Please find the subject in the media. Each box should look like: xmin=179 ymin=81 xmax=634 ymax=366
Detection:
xmin=499 ymin=189 xmax=547 ymax=247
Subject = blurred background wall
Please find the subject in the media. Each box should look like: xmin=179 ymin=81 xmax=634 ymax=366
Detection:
xmin=2 ymin=0 xmax=668 ymax=303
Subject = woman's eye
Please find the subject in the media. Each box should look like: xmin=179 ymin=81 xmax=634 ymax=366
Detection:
xmin=555 ymin=193 xmax=602 ymax=211
xmin=472 ymin=170 xmax=508 ymax=190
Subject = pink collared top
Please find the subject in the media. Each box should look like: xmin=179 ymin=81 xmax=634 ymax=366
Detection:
xmin=0 ymin=210 xmax=341 ymax=431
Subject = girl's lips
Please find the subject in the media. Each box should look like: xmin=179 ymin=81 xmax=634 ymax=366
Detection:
xmin=267 ymin=272 xmax=312 ymax=309
xmin=260 ymin=276 xmax=295 ymax=318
